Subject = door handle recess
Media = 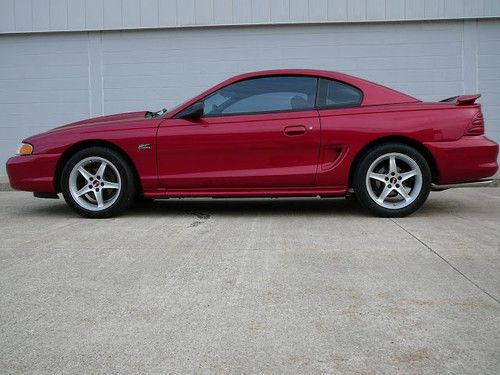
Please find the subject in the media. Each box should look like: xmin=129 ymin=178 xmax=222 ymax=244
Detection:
xmin=284 ymin=125 xmax=307 ymax=136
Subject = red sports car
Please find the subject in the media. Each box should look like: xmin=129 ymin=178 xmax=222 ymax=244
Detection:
xmin=6 ymin=69 xmax=499 ymax=218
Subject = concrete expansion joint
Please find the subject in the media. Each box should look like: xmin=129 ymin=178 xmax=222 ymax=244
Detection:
xmin=390 ymin=218 xmax=500 ymax=305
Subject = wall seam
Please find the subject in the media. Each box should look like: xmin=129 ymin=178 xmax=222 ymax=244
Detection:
xmin=87 ymin=32 xmax=92 ymax=117
xmin=461 ymin=19 xmax=465 ymax=94
xmin=99 ymin=31 xmax=104 ymax=115
xmin=474 ymin=18 xmax=479 ymax=92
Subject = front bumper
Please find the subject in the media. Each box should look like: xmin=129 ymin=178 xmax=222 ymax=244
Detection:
xmin=425 ymin=136 xmax=499 ymax=184
xmin=6 ymin=153 xmax=60 ymax=193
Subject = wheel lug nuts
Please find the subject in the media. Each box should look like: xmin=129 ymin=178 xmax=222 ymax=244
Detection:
xmin=97 ymin=176 xmax=101 ymax=179
xmin=398 ymin=176 xmax=402 ymax=180
xmin=101 ymin=182 xmax=104 ymax=186
xmin=385 ymin=177 xmax=389 ymax=181
xmin=396 ymin=184 xmax=400 ymax=188
xmin=96 ymin=188 xmax=99 ymax=192
xmin=89 ymin=177 xmax=93 ymax=181
xmin=388 ymin=184 xmax=392 ymax=188
xmin=88 ymin=185 xmax=92 ymax=189
xmin=391 ymin=172 xmax=395 ymax=176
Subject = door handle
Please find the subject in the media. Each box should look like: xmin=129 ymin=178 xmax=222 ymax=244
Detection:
xmin=284 ymin=125 xmax=307 ymax=136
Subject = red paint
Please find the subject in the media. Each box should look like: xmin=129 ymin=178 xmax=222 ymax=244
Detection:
xmin=457 ymin=94 xmax=481 ymax=106
xmin=6 ymin=69 xmax=499 ymax=197
xmin=156 ymin=110 xmax=321 ymax=189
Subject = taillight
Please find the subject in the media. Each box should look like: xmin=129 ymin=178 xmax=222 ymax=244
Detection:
xmin=465 ymin=111 xmax=484 ymax=135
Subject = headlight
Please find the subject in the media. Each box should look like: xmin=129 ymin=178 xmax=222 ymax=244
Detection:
xmin=16 ymin=142 xmax=33 ymax=156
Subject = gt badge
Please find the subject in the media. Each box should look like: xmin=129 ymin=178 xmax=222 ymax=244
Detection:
xmin=138 ymin=143 xmax=151 ymax=150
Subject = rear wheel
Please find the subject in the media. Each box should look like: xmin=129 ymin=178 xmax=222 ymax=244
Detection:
xmin=61 ymin=147 xmax=137 ymax=218
xmin=353 ymin=143 xmax=431 ymax=217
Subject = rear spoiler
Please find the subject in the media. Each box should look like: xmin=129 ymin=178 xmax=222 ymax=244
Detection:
xmin=440 ymin=94 xmax=481 ymax=106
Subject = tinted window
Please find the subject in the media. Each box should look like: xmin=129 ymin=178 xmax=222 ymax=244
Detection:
xmin=202 ymin=76 xmax=317 ymax=116
xmin=318 ymin=78 xmax=362 ymax=109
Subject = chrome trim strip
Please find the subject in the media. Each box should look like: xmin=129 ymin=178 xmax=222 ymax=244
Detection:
xmin=432 ymin=179 xmax=494 ymax=191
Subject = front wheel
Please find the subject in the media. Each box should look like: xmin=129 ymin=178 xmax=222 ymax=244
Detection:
xmin=61 ymin=147 xmax=137 ymax=218
xmin=353 ymin=143 xmax=431 ymax=217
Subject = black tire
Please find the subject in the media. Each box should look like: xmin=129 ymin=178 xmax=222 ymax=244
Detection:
xmin=61 ymin=147 xmax=137 ymax=218
xmin=353 ymin=143 xmax=431 ymax=217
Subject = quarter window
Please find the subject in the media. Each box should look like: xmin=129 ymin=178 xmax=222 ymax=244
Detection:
xmin=318 ymin=78 xmax=363 ymax=109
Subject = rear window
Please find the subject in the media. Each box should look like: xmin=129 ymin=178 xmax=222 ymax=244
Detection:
xmin=317 ymin=78 xmax=363 ymax=109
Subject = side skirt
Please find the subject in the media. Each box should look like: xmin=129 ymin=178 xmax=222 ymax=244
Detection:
xmin=143 ymin=187 xmax=348 ymax=199
xmin=431 ymin=179 xmax=494 ymax=191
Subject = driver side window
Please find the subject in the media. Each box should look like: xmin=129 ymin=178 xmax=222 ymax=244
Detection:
xmin=203 ymin=92 xmax=229 ymax=116
xmin=200 ymin=75 xmax=317 ymax=117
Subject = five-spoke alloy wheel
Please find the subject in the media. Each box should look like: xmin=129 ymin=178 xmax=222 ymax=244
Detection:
xmin=61 ymin=147 xmax=136 ymax=218
xmin=353 ymin=143 xmax=431 ymax=217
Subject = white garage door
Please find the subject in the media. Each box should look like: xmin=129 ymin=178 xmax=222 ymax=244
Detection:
xmin=478 ymin=21 xmax=500 ymax=150
xmin=1 ymin=19 xmax=499 ymax=175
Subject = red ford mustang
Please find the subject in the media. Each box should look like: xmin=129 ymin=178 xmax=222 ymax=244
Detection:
xmin=6 ymin=69 xmax=499 ymax=218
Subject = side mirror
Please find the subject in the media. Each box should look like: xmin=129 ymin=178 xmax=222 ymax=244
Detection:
xmin=180 ymin=101 xmax=204 ymax=120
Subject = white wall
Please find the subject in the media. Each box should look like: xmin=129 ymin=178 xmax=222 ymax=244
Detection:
xmin=1 ymin=19 xmax=499 ymax=175
xmin=478 ymin=21 xmax=500 ymax=147
xmin=1 ymin=0 xmax=499 ymax=34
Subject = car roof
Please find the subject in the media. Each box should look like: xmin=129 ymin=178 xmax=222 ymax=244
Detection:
xmin=166 ymin=69 xmax=420 ymax=118
xmin=227 ymin=69 xmax=419 ymax=106
xmin=228 ymin=69 xmax=351 ymax=81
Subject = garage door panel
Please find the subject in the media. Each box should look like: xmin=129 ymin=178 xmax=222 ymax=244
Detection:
xmin=0 ymin=78 xmax=89 ymax=93
xmin=1 ymin=20 xmax=500 ymax=175
xmin=0 ymin=90 xmax=88 ymax=106
xmin=102 ymin=62 xmax=182 ymax=77
xmin=478 ymin=20 xmax=500 ymax=147
xmin=1 ymin=64 xmax=87 ymax=80
xmin=0 ymin=34 xmax=87 ymax=54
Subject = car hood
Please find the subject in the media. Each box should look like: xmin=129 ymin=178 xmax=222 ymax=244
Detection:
xmin=51 ymin=111 xmax=149 ymax=132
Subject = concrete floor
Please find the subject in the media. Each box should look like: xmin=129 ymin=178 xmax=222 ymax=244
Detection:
xmin=0 ymin=189 xmax=499 ymax=374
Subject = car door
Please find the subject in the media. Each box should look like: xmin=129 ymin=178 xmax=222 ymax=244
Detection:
xmin=156 ymin=75 xmax=321 ymax=189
